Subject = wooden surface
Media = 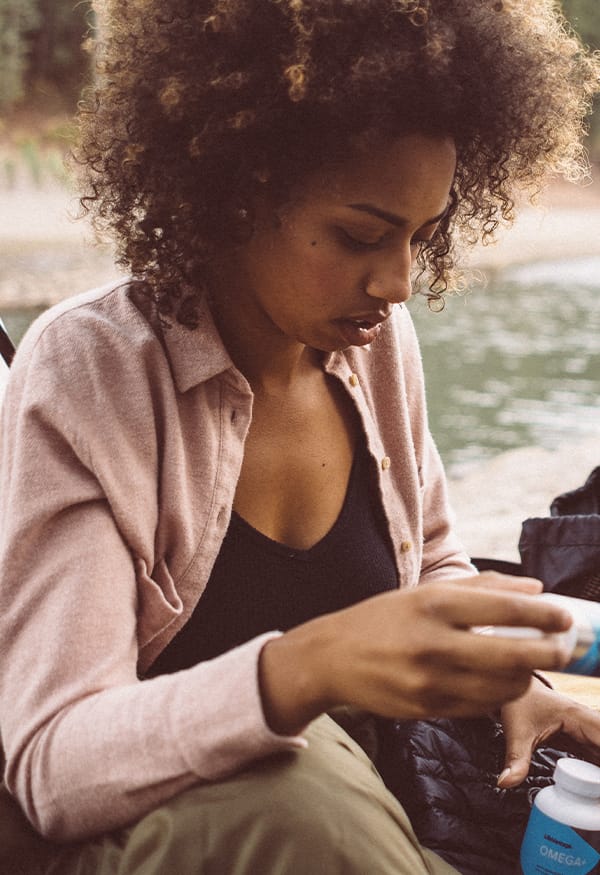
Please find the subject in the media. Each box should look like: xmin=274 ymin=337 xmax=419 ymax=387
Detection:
xmin=544 ymin=672 xmax=600 ymax=710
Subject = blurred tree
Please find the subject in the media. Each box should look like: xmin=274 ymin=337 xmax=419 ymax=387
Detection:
xmin=0 ymin=0 xmax=39 ymax=108
xmin=0 ymin=0 xmax=93 ymax=112
xmin=27 ymin=0 xmax=93 ymax=106
xmin=0 ymin=0 xmax=598 ymax=143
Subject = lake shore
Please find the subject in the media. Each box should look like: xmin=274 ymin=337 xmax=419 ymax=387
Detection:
xmin=1 ymin=175 xmax=599 ymax=559
xmin=447 ymin=434 xmax=599 ymax=562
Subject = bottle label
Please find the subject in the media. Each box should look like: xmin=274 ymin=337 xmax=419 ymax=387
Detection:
xmin=567 ymin=638 xmax=600 ymax=676
xmin=520 ymin=806 xmax=600 ymax=874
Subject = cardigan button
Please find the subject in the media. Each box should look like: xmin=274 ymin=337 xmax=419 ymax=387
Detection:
xmin=381 ymin=456 xmax=391 ymax=471
xmin=349 ymin=373 xmax=359 ymax=388
xmin=400 ymin=540 xmax=412 ymax=553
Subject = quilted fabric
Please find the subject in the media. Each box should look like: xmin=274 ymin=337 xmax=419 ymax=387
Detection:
xmin=376 ymin=717 xmax=581 ymax=875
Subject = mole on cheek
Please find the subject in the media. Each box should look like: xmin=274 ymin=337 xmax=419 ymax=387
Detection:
xmin=310 ymin=240 xmax=318 ymax=247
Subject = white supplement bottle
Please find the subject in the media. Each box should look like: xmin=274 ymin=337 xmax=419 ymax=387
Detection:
xmin=476 ymin=592 xmax=600 ymax=676
xmin=541 ymin=593 xmax=600 ymax=675
xmin=519 ymin=757 xmax=600 ymax=874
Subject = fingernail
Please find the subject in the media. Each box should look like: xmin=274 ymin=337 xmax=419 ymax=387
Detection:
xmin=497 ymin=767 xmax=511 ymax=786
xmin=560 ymin=610 xmax=574 ymax=628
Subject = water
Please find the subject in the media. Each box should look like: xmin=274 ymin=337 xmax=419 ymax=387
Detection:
xmin=409 ymin=256 xmax=600 ymax=477
xmin=2 ymin=256 xmax=599 ymax=479
xmin=2 ymin=307 xmax=46 ymax=349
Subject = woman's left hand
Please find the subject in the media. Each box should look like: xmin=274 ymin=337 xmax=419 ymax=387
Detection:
xmin=498 ymin=676 xmax=600 ymax=788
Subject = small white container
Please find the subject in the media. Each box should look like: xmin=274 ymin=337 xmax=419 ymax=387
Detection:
xmin=519 ymin=757 xmax=600 ymax=873
xmin=476 ymin=592 xmax=600 ymax=676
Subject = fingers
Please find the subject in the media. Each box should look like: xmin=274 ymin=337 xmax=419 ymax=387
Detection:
xmin=308 ymin=582 xmax=576 ymax=724
xmin=498 ymin=684 xmax=600 ymax=790
xmin=413 ymin=612 xmax=569 ymax=680
xmin=432 ymin=668 xmax=534 ymax=715
xmin=420 ymin=580 xmax=573 ymax=636
xmin=464 ymin=629 xmax=570 ymax=674
xmin=498 ymin=708 xmax=536 ymax=788
xmin=498 ymin=757 xmax=531 ymax=789
xmin=466 ymin=572 xmax=543 ymax=595
xmin=393 ymin=652 xmax=539 ymax=718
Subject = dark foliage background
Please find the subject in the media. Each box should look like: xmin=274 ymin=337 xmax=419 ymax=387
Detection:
xmin=0 ymin=1 xmax=598 ymax=154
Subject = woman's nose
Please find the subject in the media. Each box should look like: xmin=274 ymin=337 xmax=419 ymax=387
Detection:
xmin=365 ymin=249 xmax=413 ymax=304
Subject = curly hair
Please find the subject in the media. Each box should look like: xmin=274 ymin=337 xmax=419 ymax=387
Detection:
xmin=77 ymin=0 xmax=600 ymax=324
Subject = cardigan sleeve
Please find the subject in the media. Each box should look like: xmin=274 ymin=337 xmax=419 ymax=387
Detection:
xmin=0 ymin=310 xmax=304 ymax=842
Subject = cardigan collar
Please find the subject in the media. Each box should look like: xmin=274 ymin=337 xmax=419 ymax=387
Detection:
xmin=160 ymin=292 xmax=385 ymax=394
xmin=161 ymin=297 xmax=235 ymax=393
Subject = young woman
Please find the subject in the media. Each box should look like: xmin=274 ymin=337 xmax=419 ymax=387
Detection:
xmin=1 ymin=2 xmax=599 ymax=872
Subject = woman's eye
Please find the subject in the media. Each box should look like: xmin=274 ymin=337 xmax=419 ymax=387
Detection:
xmin=338 ymin=229 xmax=386 ymax=251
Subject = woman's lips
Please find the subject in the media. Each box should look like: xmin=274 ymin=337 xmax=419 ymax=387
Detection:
xmin=335 ymin=318 xmax=384 ymax=347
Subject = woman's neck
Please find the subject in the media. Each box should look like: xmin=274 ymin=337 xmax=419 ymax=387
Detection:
xmin=209 ymin=295 xmax=323 ymax=393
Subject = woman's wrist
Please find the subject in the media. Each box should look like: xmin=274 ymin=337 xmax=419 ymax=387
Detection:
xmin=258 ymin=617 xmax=336 ymax=736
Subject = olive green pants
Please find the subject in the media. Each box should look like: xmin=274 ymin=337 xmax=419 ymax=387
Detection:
xmin=2 ymin=716 xmax=458 ymax=875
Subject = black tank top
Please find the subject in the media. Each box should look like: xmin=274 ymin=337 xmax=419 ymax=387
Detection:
xmin=148 ymin=444 xmax=398 ymax=676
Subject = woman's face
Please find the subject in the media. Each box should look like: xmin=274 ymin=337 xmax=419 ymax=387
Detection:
xmin=212 ymin=132 xmax=457 ymax=354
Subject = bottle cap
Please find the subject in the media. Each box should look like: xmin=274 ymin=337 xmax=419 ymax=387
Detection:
xmin=554 ymin=757 xmax=600 ymax=798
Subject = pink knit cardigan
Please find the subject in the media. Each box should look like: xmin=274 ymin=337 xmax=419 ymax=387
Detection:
xmin=0 ymin=282 xmax=473 ymax=840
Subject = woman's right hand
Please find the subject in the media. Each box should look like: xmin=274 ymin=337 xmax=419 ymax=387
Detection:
xmin=258 ymin=574 xmax=573 ymax=736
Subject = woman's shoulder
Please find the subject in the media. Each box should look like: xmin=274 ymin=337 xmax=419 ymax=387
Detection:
xmin=6 ymin=280 xmax=171 ymax=421
xmin=11 ymin=279 xmax=174 ymax=394
xmin=17 ymin=279 xmax=160 ymax=364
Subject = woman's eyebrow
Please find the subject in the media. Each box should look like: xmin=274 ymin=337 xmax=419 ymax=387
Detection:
xmin=347 ymin=202 xmax=449 ymax=228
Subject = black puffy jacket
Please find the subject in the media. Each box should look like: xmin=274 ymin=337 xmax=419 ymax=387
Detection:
xmin=376 ymin=717 xmax=578 ymax=875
